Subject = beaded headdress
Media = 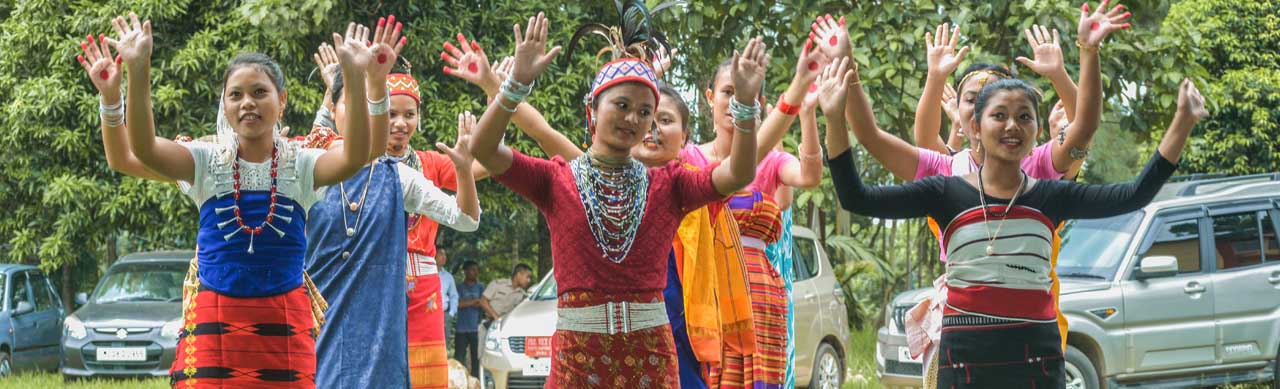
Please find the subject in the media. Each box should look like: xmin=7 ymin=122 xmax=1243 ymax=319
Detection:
xmin=387 ymin=73 xmax=420 ymax=105
xmin=568 ymin=0 xmax=683 ymax=136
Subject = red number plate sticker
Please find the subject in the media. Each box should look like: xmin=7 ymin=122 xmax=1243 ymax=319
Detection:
xmin=524 ymin=336 xmax=553 ymax=358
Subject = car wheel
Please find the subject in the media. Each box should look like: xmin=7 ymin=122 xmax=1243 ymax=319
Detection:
xmin=0 ymin=350 xmax=10 ymax=377
xmin=809 ymin=342 xmax=843 ymax=389
xmin=1065 ymin=345 xmax=1099 ymax=389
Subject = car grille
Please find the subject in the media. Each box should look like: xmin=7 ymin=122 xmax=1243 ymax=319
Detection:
xmin=82 ymin=340 xmax=165 ymax=372
xmin=892 ymin=305 xmax=911 ymax=333
xmin=508 ymin=336 xmax=525 ymax=353
xmin=885 ymin=359 xmax=922 ymax=376
xmin=507 ymin=375 xmax=547 ymax=388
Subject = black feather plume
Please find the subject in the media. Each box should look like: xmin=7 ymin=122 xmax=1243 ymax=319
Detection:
xmin=565 ymin=0 xmax=685 ymax=64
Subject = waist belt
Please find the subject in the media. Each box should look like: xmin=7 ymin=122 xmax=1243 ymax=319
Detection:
xmin=557 ymin=301 xmax=668 ymax=335
xmin=407 ymin=253 xmax=438 ymax=276
xmin=741 ymin=237 xmax=768 ymax=250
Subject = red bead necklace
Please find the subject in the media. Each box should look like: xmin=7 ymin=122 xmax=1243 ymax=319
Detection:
xmin=231 ymin=145 xmax=279 ymax=253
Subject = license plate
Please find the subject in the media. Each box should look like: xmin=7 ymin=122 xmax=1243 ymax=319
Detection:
xmin=521 ymin=358 xmax=551 ymax=376
xmin=524 ymin=336 xmax=552 ymax=358
xmin=97 ymin=347 xmax=146 ymax=362
xmin=898 ymin=346 xmax=922 ymax=363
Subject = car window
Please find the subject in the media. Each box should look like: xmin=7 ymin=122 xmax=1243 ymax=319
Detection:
xmin=1139 ymin=219 xmax=1202 ymax=274
xmin=1212 ymin=210 xmax=1278 ymax=270
xmin=91 ymin=264 xmax=186 ymax=304
xmin=793 ymin=237 xmax=819 ymax=281
xmin=1057 ymin=212 xmax=1143 ymax=280
xmin=29 ymin=272 xmax=55 ymax=312
xmin=530 ymin=273 xmax=556 ymax=301
xmin=10 ymin=272 xmax=30 ymax=311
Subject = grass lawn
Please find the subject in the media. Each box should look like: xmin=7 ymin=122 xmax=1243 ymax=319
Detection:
xmin=1 ymin=372 xmax=167 ymax=388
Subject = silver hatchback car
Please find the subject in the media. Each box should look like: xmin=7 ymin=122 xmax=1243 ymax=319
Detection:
xmin=481 ymin=226 xmax=850 ymax=388
xmin=877 ymin=174 xmax=1280 ymax=388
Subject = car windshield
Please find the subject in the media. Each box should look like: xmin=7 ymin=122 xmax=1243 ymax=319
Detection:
xmin=0 ymin=273 xmax=5 ymax=299
xmin=531 ymin=272 xmax=556 ymax=301
xmin=92 ymin=263 xmax=186 ymax=304
xmin=1055 ymin=212 xmax=1144 ymax=281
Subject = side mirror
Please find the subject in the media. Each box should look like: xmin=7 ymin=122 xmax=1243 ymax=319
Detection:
xmin=13 ymin=301 xmax=33 ymax=315
xmin=1137 ymin=256 xmax=1179 ymax=280
xmin=75 ymin=292 xmax=88 ymax=306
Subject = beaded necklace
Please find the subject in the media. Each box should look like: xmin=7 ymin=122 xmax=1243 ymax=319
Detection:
xmin=230 ymin=144 xmax=279 ymax=254
xmin=570 ymin=152 xmax=650 ymax=263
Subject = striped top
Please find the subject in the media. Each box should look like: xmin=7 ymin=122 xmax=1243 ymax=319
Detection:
xmin=829 ymin=150 xmax=1178 ymax=322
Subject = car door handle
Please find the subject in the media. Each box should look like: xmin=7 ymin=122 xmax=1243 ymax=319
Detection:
xmin=802 ymin=293 xmax=816 ymax=300
xmin=1184 ymin=282 xmax=1206 ymax=294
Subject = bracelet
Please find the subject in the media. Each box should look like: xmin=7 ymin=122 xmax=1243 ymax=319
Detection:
xmin=496 ymin=97 xmax=518 ymax=113
xmin=799 ymin=151 xmax=823 ymax=162
xmin=1075 ymin=40 xmax=1099 ymax=54
xmin=501 ymin=77 xmax=535 ymax=105
xmin=100 ymin=95 xmax=125 ymax=126
xmin=729 ymin=98 xmax=761 ymax=122
xmin=367 ymin=94 xmax=390 ymax=116
xmin=776 ymin=99 xmax=801 ymax=116
xmin=733 ymin=119 xmax=757 ymax=134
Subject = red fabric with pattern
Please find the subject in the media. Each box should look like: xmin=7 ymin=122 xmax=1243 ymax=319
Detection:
xmin=547 ymin=291 xmax=677 ymax=389
xmin=170 ymin=287 xmax=316 ymax=388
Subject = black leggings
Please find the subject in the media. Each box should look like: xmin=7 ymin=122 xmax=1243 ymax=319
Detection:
xmin=936 ymin=320 xmax=1065 ymax=389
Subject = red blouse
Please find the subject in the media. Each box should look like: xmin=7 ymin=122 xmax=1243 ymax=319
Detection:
xmin=406 ymin=150 xmax=458 ymax=257
xmin=495 ymin=150 xmax=725 ymax=296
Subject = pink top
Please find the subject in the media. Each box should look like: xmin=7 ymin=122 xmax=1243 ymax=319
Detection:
xmin=914 ymin=143 xmax=1064 ymax=181
xmin=494 ymin=150 xmax=725 ymax=296
xmin=680 ymin=144 xmax=799 ymax=195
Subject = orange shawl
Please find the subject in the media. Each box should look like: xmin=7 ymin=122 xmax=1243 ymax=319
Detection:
xmin=673 ymin=198 xmax=757 ymax=364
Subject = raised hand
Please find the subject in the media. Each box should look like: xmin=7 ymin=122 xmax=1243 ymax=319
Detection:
xmin=941 ymin=83 xmax=962 ymax=125
xmin=492 ymin=57 xmax=515 ymax=82
xmin=925 ymin=23 xmax=969 ymax=77
xmin=333 ymin=23 xmax=372 ymax=72
xmin=439 ymin=111 xmax=477 ymax=168
xmin=816 ymin=57 xmax=853 ymax=117
xmin=104 ymin=12 xmax=152 ymax=68
xmin=1078 ymin=0 xmax=1132 ymax=48
xmin=510 ymin=12 xmax=562 ymax=86
xmin=1015 ymin=24 xmax=1065 ymax=77
xmin=731 ymin=37 xmax=768 ymax=104
xmin=442 ymin=34 xmax=497 ymax=93
xmin=368 ymin=15 xmax=406 ymax=80
xmin=809 ymin=14 xmax=851 ymax=60
xmin=792 ymin=37 xmax=829 ymax=94
xmin=77 ymin=33 xmax=123 ymax=96
xmin=651 ymin=45 xmax=676 ymax=80
xmin=312 ymin=43 xmax=340 ymax=90
xmin=801 ymin=84 xmax=819 ymax=114
xmin=1177 ymin=79 xmax=1209 ymax=120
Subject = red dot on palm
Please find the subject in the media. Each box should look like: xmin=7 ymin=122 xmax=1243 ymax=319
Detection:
xmin=377 ymin=54 xmax=387 ymax=64
xmin=100 ymin=70 xmax=109 ymax=80
xmin=829 ymin=36 xmax=838 ymax=47
xmin=1090 ymin=22 xmax=1099 ymax=31
xmin=468 ymin=63 xmax=478 ymax=73
xmin=808 ymin=62 xmax=818 ymax=71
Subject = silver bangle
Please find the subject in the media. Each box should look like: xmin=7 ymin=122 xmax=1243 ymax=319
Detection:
xmin=367 ymin=94 xmax=390 ymax=116
xmin=100 ymin=95 xmax=125 ymax=126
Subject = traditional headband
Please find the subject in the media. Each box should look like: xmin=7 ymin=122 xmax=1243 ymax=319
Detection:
xmin=958 ymin=69 xmax=1004 ymax=91
xmin=583 ymin=58 xmax=661 ymax=132
xmin=387 ymin=73 xmax=420 ymax=105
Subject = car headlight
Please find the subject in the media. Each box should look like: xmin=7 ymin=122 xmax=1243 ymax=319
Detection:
xmin=65 ymin=315 xmax=87 ymax=340
xmin=484 ymin=321 xmax=501 ymax=351
xmin=161 ymin=320 xmax=183 ymax=339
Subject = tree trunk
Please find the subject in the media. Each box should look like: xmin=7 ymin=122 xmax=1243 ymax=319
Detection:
xmin=535 ymin=219 xmax=552 ymax=276
xmin=61 ymin=262 xmax=73 ymax=311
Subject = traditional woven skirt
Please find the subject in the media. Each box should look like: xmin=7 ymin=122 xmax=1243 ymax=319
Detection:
xmin=407 ymin=271 xmax=447 ymax=389
xmin=170 ymin=285 xmax=317 ymax=388
xmin=547 ymin=291 xmax=678 ymax=388
xmin=709 ymin=245 xmax=787 ymax=389
xmin=935 ymin=314 xmax=1064 ymax=388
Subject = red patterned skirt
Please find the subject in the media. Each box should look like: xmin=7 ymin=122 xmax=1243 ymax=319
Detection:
xmin=170 ymin=286 xmax=317 ymax=388
xmin=407 ymin=271 xmax=447 ymax=389
xmin=548 ymin=291 xmax=678 ymax=388
xmin=708 ymin=246 xmax=787 ymax=389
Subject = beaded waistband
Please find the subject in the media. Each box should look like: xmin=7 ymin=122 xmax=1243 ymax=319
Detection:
xmin=556 ymin=300 xmax=668 ymax=335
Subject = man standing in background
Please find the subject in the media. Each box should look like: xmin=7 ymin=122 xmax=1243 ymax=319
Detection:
xmin=480 ymin=264 xmax=533 ymax=322
xmin=437 ymin=249 xmax=459 ymax=354
xmin=454 ymin=260 xmax=486 ymax=377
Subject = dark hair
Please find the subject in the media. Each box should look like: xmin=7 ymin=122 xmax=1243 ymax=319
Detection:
xmin=223 ymin=53 xmax=286 ymax=94
xmin=972 ymin=78 xmax=1043 ymax=131
xmin=657 ymin=82 xmax=691 ymax=142
xmin=512 ymin=263 xmax=533 ymax=277
xmin=462 ymin=260 xmax=479 ymax=270
xmin=330 ymin=66 xmax=345 ymax=106
xmin=955 ymin=62 xmax=1012 ymax=91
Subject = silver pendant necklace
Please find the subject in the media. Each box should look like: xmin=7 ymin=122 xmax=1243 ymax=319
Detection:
xmin=976 ymin=165 xmax=1027 ymax=256
xmin=340 ymin=163 xmax=377 ymax=237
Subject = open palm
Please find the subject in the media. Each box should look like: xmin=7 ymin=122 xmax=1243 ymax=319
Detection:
xmin=1016 ymin=25 xmax=1064 ymax=77
xmin=511 ymin=12 xmax=562 ymax=86
xmin=926 ymin=23 xmax=969 ymax=77
xmin=104 ymin=13 xmax=152 ymax=67
xmin=78 ymin=34 xmax=122 ymax=96
xmin=732 ymin=37 xmax=768 ymax=104
xmin=1078 ymin=0 xmax=1132 ymax=48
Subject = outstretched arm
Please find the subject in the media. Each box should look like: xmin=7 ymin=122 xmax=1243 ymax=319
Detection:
xmin=1015 ymin=24 xmax=1079 ymax=123
xmin=362 ymin=15 xmax=407 ymax=163
xmin=78 ymin=32 xmax=170 ymax=182
xmin=436 ymin=111 xmax=482 ymax=225
xmin=710 ymin=37 xmax=766 ymax=195
xmin=913 ymin=23 xmax=970 ymax=155
xmin=312 ymin=23 xmax=376 ymax=187
xmin=756 ymin=33 xmax=826 ymax=189
xmin=109 ymin=13 xmax=196 ymax=182
xmin=813 ymin=15 xmax=922 ymax=181
xmin=470 ymin=13 xmax=561 ymax=176
xmin=443 ymin=34 xmax=581 ymax=163
xmin=1054 ymin=2 xmax=1132 ymax=175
